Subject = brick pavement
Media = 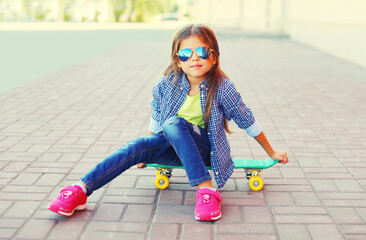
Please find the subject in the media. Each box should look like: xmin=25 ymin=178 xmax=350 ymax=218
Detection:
xmin=1 ymin=28 xmax=366 ymax=239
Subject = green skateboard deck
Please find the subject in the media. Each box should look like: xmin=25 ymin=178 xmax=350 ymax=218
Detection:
xmin=146 ymin=158 xmax=278 ymax=191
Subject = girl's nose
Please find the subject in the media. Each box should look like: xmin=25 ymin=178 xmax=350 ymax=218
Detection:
xmin=191 ymin=50 xmax=199 ymax=61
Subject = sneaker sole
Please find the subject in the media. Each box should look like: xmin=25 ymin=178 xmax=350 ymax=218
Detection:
xmin=48 ymin=203 xmax=87 ymax=217
xmin=195 ymin=212 xmax=222 ymax=221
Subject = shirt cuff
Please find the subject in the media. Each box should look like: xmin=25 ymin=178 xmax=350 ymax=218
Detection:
xmin=245 ymin=121 xmax=262 ymax=137
xmin=148 ymin=117 xmax=160 ymax=134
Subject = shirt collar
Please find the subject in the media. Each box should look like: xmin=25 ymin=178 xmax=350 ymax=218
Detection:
xmin=199 ymin=79 xmax=209 ymax=89
xmin=180 ymin=73 xmax=209 ymax=90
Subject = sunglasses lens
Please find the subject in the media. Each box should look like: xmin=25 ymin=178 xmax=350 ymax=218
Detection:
xmin=177 ymin=49 xmax=192 ymax=62
xmin=196 ymin=47 xmax=211 ymax=59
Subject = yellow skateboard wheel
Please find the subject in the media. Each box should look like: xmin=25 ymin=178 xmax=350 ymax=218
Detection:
xmin=249 ymin=176 xmax=264 ymax=191
xmin=155 ymin=174 xmax=169 ymax=189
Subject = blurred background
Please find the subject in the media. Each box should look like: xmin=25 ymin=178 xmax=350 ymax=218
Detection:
xmin=1 ymin=0 xmax=365 ymax=93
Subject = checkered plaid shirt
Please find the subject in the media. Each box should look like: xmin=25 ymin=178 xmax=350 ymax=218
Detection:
xmin=149 ymin=73 xmax=262 ymax=188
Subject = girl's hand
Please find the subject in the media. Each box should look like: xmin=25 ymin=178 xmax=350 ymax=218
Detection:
xmin=270 ymin=150 xmax=289 ymax=164
xmin=137 ymin=163 xmax=147 ymax=168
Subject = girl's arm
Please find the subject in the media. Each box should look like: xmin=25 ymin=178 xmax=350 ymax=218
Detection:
xmin=254 ymin=132 xmax=289 ymax=164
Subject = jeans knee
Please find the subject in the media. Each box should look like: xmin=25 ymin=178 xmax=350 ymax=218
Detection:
xmin=162 ymin=116 xmax=183 ymax=134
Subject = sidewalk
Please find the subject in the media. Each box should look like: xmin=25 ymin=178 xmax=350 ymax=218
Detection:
xmin=0 ymin=28 xmax=366 ymax=240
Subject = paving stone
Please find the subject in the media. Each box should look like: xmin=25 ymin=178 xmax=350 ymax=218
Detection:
xmin=264 ymin=184 xmax=314 ymax=192
xmin=333 ymin=179 xmax=365 ymax=192
xmin=0 ymin=218 xmax=25 ymax=228
xmin=123 ymin=204 xmax=154 ymax=222
xmin=81 ymin=231 xmax=146 ymax=240
xmin=215 ymin=223 xmax=276 ymax=234
xmin=3 ymin=201 xmax=41 ymax=218
xmin=2 ymin=185 xmax=52 ymax=193
xmin=0 ymin=200 xmax=12 ymax=215
xmin=49 ymin=220 xmax=87 ymax=240
xmin=347 ymin=235 xmax=366 ymax=240
xmin=215 ymin=206 xmax=244 ymax=224
xmin=265 ymin=192 xmax=295 ymax=206
xmin=102 ymin=195 xmax=156 ymax=204
xmin=328 ymin=207 xmax=365 ymax=224
xmin=291 ymin=192 xmax=323 ymax=207
xmin=341 ymin=225 xmax=366 ymax=235
xmin=35 ymin=173 xmax=65 ymax=186
xmin=215 ymin=234 xmax=278 ymax=240
xmin=0 ymin=228 xmax=17 ymax=239
xmin=107 ymin=175 xmax=137 ymax=188
xmin=280 ymin=167 xmax=306 ymax=179
xmin=323 ymin=199 xmax=366 ymax=207
xmin=158 ymin=190 xmax=184 ymax=205
xmin=16 ymin=219 xmax=56 ymax=239
xmin=87 ymin=222 xmax=149 ymax=232
xmin=271 ymin=206 xmax=328 ymax=215
xmin=92 ymin=203 xmax=125 ymax=221
xmin=242 ymin=206 xmax=273 ymax=223
xmin=355 ymin=208 xmax=366 ymax=222
xmin=309 ymin=179 xmax=340 ymax=192
xmin=274 ymin=214 xmax=334 ymax=224
xmin=10 ymin=172 xmax=41 ymax=185
xmin=153 ymin=205 xmax=197 ymax=223
xmin=2 ymin=161 xmax=30 ymax=172
xmin=308 ymin=224 xmax=344 ymax=240
xmin=182 ymin=224 xmax=213 ymax=240
xmin=319 ymin=192 xmax=366 ymax=200
xmin=277 ymin=224 xmax=311 ymax=240
xmin=148 ymin=223 xmax=180 ymax=240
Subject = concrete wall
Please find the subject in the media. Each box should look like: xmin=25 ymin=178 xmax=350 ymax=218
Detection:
xmin=285 ymin=0 xmax=366 ymax=69
xmin=196 ymin=0 xmax=366 ymax=69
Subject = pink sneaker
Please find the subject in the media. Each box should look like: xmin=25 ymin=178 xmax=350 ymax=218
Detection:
xmin=195 ymin=188 xmax=222 ymax=221
xmin=48 ymin=185 xmax=87 ymax=217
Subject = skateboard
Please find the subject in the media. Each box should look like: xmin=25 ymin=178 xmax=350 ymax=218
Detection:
xmin=146 ymin=158 xmax=278 ymax=191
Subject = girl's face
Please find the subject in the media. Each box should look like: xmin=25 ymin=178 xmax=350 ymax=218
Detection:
xmin=177 ymin=36 xmax=216 ymax=83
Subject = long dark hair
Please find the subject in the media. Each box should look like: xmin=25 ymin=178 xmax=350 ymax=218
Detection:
xmin=164 ymin=24 xmax=231 ymax=133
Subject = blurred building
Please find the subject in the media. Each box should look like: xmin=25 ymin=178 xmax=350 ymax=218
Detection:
xmin=0 ymin=0 xmax=114 ymax=22
xmin=196 ymin=0 xmax=366 ymax=69
xmin=1 ymin=0 xmax=365 ymax=68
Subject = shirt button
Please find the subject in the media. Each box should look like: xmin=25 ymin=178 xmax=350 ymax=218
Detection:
xmin=207 ymin=132 xmax=210 ymax=135
xmin=211 ymin=151 xmax=213 ymax=155
xmin=215 ymin=172 xmax=219 ymax=175
xmin=180 ymin=87 xmax=183 ymax=90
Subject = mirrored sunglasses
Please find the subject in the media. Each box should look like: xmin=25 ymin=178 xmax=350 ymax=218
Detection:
xmin=176 ymin=47 xmax=214 ymax=62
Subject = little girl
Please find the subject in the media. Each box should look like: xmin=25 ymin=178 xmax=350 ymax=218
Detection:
xmin=48 ymin=24 xmax=288 ymax=221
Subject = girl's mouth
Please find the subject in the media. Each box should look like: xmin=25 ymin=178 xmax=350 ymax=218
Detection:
xmin=191 ymin=64 xmax=203 ymax=69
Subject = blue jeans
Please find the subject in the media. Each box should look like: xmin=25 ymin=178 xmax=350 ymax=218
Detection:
xmin=80 ymin=117 xmax=211 ymax=196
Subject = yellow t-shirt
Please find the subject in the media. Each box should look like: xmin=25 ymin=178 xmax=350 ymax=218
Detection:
xmin=177 ymin=93 xmax=205 ymax=129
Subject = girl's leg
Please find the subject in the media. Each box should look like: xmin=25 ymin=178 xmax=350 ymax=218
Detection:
xmin=49 ymin=133 xmax=180 ymax=216
xmin=162 ymin=116 xmax=212 ymax=187
xmin=162 ymin=116 xmax=222 ymax=221
xmin=80 ymin=133 xmax=180 ymax=196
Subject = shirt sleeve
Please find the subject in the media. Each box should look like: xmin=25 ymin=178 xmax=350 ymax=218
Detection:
xmin=149 ymin=77 xmax=164 ymax=133
xmin=220 ymin=80 xmax=262 ymax=137
xmin=148 ymin=117 xmax=160 ymax=133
